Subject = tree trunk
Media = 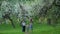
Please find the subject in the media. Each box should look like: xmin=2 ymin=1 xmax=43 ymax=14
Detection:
xmin=9 ymin=18 xmax=15 ymax=28
xmin=47 ymin=18 xmax=51 ymax=25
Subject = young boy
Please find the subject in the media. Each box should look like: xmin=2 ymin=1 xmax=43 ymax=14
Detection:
xmin=25 ymin=24 xmax=29 ymax=34
xmin=21 ymin=21 xmax=26 ymax=32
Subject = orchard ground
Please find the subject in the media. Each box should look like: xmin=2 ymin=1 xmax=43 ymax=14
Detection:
xmin=0 ymin=23 xmax=60 ymax=34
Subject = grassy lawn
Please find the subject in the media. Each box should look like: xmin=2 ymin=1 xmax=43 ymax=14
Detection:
xmin=0 ymin=24 xmax=60 ymax=34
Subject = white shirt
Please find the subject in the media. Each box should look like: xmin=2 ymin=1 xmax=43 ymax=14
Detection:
xmin=22 ymin=22 xmax=26 ymax=26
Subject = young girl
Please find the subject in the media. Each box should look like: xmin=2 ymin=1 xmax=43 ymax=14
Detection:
xmin=29 ymin=18 xmax=33 ymax=34
xmin=29 ymin=22 xmax=33 ymax=31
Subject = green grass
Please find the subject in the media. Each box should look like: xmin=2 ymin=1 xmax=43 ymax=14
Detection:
xmin=0 ymin=24 xmax=60 ymax=34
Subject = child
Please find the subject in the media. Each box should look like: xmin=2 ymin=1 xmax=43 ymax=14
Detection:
xmin=25 ymin=24 xmax=29 ymax=34
xmin=29 ymin=18 xmax=33 ymax=34
xmin=29 ymin=22 xmax=33 ymax=31
xmin=22 ymin=21 xmax=26 ymax=32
